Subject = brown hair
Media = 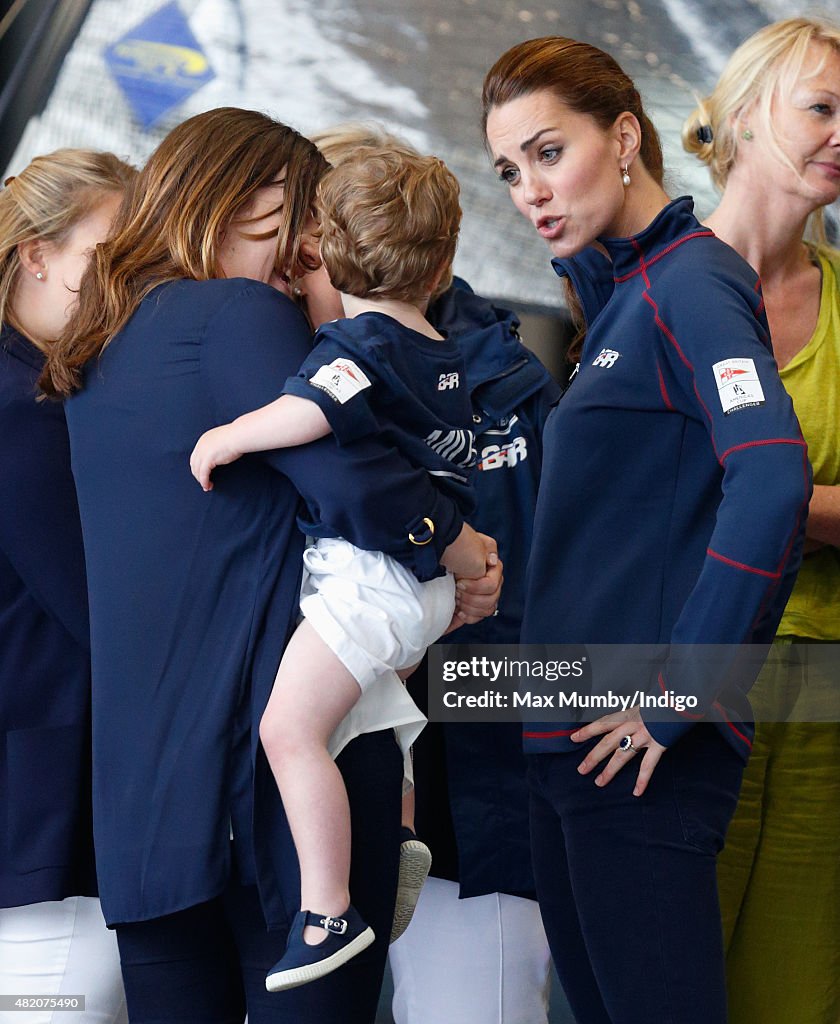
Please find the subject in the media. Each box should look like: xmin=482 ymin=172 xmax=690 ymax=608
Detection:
xmin=0 ymin=149 xmax=135 ymax=334
xmin=482 ymin=37 xmax=664 ymax=185
xmin=317 ymin=149 xmax=461 ymax=304
xmin=482 ymin=37 xmax=665 ymax=363
xmin=42 ymin=108 xmax=328 ymax=396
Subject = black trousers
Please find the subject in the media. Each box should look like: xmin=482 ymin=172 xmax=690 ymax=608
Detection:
xmin=116 ymin=729 xmax=402 ymax=1024
xmin=528 ymin=726 xmax=745 ymax=1024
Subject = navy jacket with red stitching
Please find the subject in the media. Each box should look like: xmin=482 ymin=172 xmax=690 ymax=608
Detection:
xmin=520 ymin=197 xmax=810 ymax=760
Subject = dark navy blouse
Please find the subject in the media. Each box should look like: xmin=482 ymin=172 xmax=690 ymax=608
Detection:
xmin=64 ymin=278 xmax=464 ymax=926
xmin=0 ymin=325 xmax=96 ymax=908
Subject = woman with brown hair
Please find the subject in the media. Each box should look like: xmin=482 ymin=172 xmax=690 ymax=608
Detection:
xmin=483 ymin=37 xmax=809 ymax=1023
xmin=42 ymin=107 xmax=490 ymax=1023
xmin=684 ymin=17 xmax=840 ymax=1023
xmin=0 ymin=148 xmax=134 ymax=1021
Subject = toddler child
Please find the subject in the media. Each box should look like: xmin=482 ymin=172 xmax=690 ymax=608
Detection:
xmin=190 ymin=149 xmax=492 ymax=991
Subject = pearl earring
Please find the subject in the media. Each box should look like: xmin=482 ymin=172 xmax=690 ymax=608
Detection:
xmin=741 ymin=128 xmax=753 ymax=141
xmin=621 ymin=165 xmax=631 ymax=187
xmin=36 ymin=271 xmax=44 ymax=280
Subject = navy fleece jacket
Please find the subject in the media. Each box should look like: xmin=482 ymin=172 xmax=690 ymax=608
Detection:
xmin=521 ymin=197 xmax=810 ymax=760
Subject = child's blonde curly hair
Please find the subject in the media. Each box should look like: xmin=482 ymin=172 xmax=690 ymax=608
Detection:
xmin=317 ymin=149 xmax=461 ymax=304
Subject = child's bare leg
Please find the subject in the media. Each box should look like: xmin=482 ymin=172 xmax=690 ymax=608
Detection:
xmin=259 ymin=618 xmax=362 ymax=945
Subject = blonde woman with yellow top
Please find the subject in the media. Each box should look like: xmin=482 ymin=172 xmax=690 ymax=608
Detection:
xmin=684 ymin=17 xmax=840 ymax=1024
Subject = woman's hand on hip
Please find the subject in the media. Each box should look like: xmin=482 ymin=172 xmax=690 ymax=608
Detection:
xmin=570 ymin=708 xmax=666 ymax=797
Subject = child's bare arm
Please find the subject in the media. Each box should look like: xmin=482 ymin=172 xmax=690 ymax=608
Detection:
xmin=190 ymin=395 xmax=331 ymax=490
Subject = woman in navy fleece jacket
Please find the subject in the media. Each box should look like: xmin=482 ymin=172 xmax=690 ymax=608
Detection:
xmin=483 ymin=37 xmax=809 ymax=1024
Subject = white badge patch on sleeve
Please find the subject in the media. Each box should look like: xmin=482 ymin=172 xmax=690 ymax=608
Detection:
xmin=712 ymin=357 xmax=765 ymax=415
xmin=309 ymin=359 xmax=372 ymax=404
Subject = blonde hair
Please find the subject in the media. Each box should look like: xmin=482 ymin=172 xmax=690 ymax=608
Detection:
xmin=683 ymin=18 xmax=840 ymax=208
xmin=42 ymin=108 xmax=328 ymax=397
xmin=317 ymin=148 xmax=461 ymax=303
xmin=312 ymin=124 xmax=457 ymax=299
xmin=311 ymin=122 xmax=419 ymax=166
xmin=0 ymin=148 xmax=135 ymax=333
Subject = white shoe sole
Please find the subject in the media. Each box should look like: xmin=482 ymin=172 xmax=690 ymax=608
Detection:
xmin=390 ymin=840 xmax=432 ymax=943
xmin=265 ymin=927 xmax=375 ymax=992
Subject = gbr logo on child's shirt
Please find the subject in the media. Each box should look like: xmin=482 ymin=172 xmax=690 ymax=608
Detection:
xmin=478 ymin=436 xmax=528 ymax=471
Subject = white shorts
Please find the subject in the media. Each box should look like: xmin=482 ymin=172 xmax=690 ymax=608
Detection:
xmin=300 ymin=537 xmax=455 ymax=762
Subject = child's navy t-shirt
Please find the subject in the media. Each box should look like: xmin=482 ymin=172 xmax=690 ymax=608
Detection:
xmin=284 ymin=312 xmax=476 ymax=520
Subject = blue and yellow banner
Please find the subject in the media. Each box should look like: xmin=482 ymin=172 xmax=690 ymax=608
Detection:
xmin=104 ymin=2 xmax=215 ymax=129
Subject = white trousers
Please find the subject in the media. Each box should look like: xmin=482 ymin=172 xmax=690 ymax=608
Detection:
xmin=388 ymin=877 xmax=552 ymax=1024
xmin=0 ymin=897 xmax=126 ymax=1024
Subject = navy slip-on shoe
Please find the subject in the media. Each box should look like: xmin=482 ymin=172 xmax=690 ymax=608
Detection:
xmin=265 ymin=904 xmax=375 ymax=992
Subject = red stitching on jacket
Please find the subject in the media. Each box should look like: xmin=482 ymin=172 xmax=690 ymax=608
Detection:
xmin=712 ymin=701 xmax=753 ymax=748
xmin=642 ymin=291 xmax=720 ymax=458
xmin=642 ymin=292 xmax=690 ymax=365
xmin=630 ymin=238 xmax=652 ymax=288
xmin=719 ymin=437 xmax=806 ymax=462
xmin=706 ymin=547 xmax=781 ymax=579
xmin=613 ymin=231 xmax=715 ymax=282
xmin=658 ymin=671 xmax=705 ymax=719
xmin=656 ymin=362 xmax=674 ymax=410
xmin=754 ymin=278 xmax=766 ymax=317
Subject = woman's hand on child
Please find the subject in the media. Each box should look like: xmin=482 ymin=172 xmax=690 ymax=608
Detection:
xmin=190 ymin=426 xmax=243 ymax=491
xmin=445 ymin=533 xmax=503 ymax=629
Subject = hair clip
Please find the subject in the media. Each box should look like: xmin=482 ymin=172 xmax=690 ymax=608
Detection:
xmin=3 ymin=175 xmax=15 ymax=187
xmin=696 ymin=125 xmax=713 ymax=145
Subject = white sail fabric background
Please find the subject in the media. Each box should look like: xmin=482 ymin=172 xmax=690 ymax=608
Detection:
xmin=6 ymin=0 xmax=838 ymax=308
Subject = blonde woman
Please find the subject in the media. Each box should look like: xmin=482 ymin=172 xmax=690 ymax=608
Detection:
xmin=0 ymin=149 xmax=134 ymax=1022
xmin=684 ymin=18 xmax=840 ymax=1024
